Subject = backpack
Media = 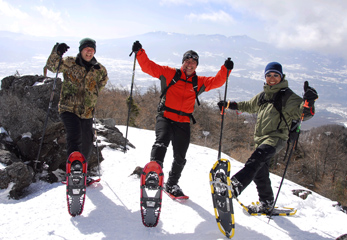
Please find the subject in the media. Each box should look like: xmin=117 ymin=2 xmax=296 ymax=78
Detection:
xmin=258 ymin=87 xmax=301 ymax=145
xmin=157 ymin=69 xmax=200 ymax=123
xmin=159 ymin=69 xmax=200 ymax=105
xmin=258 ymin=88 xmax=293 ymax=130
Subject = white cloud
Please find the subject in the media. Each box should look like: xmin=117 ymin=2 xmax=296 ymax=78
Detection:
xmin=0 ymin=0 xmax=28 ymax=18
xmin=187 ymin=10 xmax=235 ymax=23
xmin=34 ymin=6 xmax=63 ymax=24
xmin=225 ymin=0 xmax=347 ymax=57
xmin=160 ymin=0 xmax=209 ymax=6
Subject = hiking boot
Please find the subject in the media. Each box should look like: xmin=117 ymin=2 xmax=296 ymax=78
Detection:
xmin=248 ymin=200 xmax=274 ymax=214
xmin=165 ymin=183 xmax=185 ymax=197
xmin=230 ymin=177 xmax=242 ymax=198
xmin=145 ymin=172 xmax=159 ymax=189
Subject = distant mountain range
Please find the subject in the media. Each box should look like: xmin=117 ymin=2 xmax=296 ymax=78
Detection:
xmin=1 ymin=30 xmax=346 ymax=129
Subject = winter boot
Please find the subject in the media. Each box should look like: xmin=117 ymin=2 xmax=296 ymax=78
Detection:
xmin=165 ymin=183 xmax=185 ymax=197
xmin=248 ymin=200 xmax=274 ymax=214
xmin=230 ymin=177 xmax=243 ymax=198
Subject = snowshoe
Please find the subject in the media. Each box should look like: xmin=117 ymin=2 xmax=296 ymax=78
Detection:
xmin=209 ymin=158 xmax=235 ymax=239
xmin=140 ymin=161 xmax=164 ymax=227
xmin=164 ymin=183 xmax=189 ymax=202
xmin=237 ymin=200 xmax=297 ymax=216
xmin=66 ymin=152 xmax=87 ymax=217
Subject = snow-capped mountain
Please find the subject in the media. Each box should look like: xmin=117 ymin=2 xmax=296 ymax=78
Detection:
xmin=1 ymin=31 xmax=346 ymax=128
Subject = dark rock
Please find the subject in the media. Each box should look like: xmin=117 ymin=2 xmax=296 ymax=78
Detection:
xmin=0 ymin=74 xmax=135 ymax=199
xmin=292 ymin=189 xmax=312 ymax=200
xmin=130 ymin=166 xmax=143 ymax=178
xmin=0 ymin=162 xmax=34 ymax=199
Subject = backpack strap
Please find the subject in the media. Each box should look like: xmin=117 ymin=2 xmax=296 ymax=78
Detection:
xmin=158 ymin=69 xmax=200 ymax=124
xmin=160 ymin=69 xmax=200 ymax=106
xmin=159 ymin=69 xmax=181 ymax=98
xmin=258 ymin=88 xmax=293 ymax=130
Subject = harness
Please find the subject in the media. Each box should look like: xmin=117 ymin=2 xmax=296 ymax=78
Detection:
xmin=158 ymin=69 xmax=200 ymax=124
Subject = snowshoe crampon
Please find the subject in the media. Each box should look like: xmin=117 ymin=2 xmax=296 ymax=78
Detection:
xmin=210 ymin=158 xmax=235 ymax=238
xmin=66 ymin=152 xmax=87 ymax=217
xmin=140 ymin=161 xmax=164 ymax=227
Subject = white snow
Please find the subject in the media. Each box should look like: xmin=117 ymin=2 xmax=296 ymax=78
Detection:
xmin=0 ymin=126 xmax=346 ymax=240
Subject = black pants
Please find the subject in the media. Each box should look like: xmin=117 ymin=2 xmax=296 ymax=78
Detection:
xmin=233 ymin=144 xmax=277 ymax=202
xmin=150 ymin=116 xmax=190 ymax=186
xmin=60 ymin=112 xmax=94 ymax=161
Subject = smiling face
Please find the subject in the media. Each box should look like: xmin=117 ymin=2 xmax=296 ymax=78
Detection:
xmin=265 ymin=72 xmax=282 ymax=86
xmin=80 ymin=47 xmax=95 ymax=62
xmin=182 ymin=58 xmax=198 ymax=77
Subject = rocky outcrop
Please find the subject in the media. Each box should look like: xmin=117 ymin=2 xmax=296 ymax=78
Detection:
xmin=0 ymin=74 xmax=134 ymax=199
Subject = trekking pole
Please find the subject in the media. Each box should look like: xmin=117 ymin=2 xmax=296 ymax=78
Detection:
xmin=217 ymin=59 xmax=231 ymax=160
xmin=267 ymin=113 xmax=302 ymax=223
xmin=123 ymin=50 xmax=137 ymax=153
xmin=93 ymin=117 xmax=102 ymax=180
xmin=34 ymin=57 xmax=62 ymax=173
xmin=268 ymin=81 xmax=313 ymax=223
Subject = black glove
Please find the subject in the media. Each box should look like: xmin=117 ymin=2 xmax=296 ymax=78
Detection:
xmin=224 ymin=58 xmax=234 ymax=70
xmin=132 ymin=41 xmax=142 ymax=53
xmin=218 ymin=100 xmax=238 ymax=111
xmin=56 ymin=43 xmax=69 ymax=57
xmin=303 ymin=81 xmax=318 ymax=107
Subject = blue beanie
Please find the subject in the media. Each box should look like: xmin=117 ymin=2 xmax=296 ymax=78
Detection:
xmin=264 ymin=62 xmax=283 ymax=78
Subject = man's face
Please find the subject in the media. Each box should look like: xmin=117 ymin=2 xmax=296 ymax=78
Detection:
xmin=81 ymin=47 xmax=95 ymax=62
xmin=182 ymin=58 xmax=198 ymax=77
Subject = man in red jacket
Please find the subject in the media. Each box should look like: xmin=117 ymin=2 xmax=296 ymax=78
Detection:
xmin=132 ymin=41 xmax=233 ymax=197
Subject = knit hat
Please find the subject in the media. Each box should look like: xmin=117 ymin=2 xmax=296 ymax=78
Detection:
xmin=182 ymin=50 xmax=199 ymax=65
xmin=264 ymin=62 xmax=283 ymax=78
xmin=79 ymin=38 xmax=96 ymax=53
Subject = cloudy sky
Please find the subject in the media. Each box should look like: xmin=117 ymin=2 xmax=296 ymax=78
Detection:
xmin=1 ymin=0 xmax=347 ymax=59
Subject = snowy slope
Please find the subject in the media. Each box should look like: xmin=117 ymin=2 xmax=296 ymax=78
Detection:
xmin=0 ymin=126 xmax=346 ymax=240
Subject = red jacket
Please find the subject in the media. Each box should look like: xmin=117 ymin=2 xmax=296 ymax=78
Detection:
xmin=136 ymin=48 xmax=230 ymax=123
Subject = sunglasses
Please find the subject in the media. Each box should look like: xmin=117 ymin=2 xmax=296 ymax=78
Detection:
xmin=184 ymin=53 xmax=199 ymax=60
xmin=265 ymin=73 xmax=281 ymax=78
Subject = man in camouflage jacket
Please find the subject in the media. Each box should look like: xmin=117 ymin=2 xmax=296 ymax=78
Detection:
xmin=45 ymin=38 xmax=108 ymax=162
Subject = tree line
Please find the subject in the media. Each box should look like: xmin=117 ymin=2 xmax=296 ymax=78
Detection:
xmin=95 ymin=84 xmax=347 ymax=206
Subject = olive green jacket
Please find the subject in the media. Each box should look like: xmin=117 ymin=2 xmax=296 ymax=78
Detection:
xmin=46 ymin=44 xmax=108 ymax=119
xmin=237 ymin=80 xmax=314 ymax=147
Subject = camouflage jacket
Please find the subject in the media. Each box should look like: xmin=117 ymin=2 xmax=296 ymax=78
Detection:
xmin=46 ymin=44 xmax=108 ymax=119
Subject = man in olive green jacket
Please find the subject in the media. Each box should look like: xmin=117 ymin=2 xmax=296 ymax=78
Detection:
xmin=218 ymin=62 xmax=318 ymax=213
xmin=45 ymin=38 xmax=108 ymax=164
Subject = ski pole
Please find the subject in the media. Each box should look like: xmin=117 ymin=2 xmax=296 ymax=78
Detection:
xmin=34 ymin=57 xmax=62 ymax=173
xmin=217 ymin=59 xmax=231 ymax=160
xmin=268 ymin=82 xmax=314 ymax=222
xmin=124 ymin=50 xmax=137 ymax=152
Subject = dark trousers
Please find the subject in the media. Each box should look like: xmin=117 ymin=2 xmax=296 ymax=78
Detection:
xmin=233 ymin=144 xmax=276 ymax=202
xmin=150 ymin=116 xmax=190 ymax=185
xmin=60 ymin=112 xmax=94 ymax=161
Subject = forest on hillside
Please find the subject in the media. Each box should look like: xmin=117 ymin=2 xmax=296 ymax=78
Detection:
xmin=95 ymin=83 xmax=347 ymax=206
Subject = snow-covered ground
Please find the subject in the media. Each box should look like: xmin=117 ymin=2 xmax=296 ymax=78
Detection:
xmin=0 ymin=126 xmax=346 ymax=240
